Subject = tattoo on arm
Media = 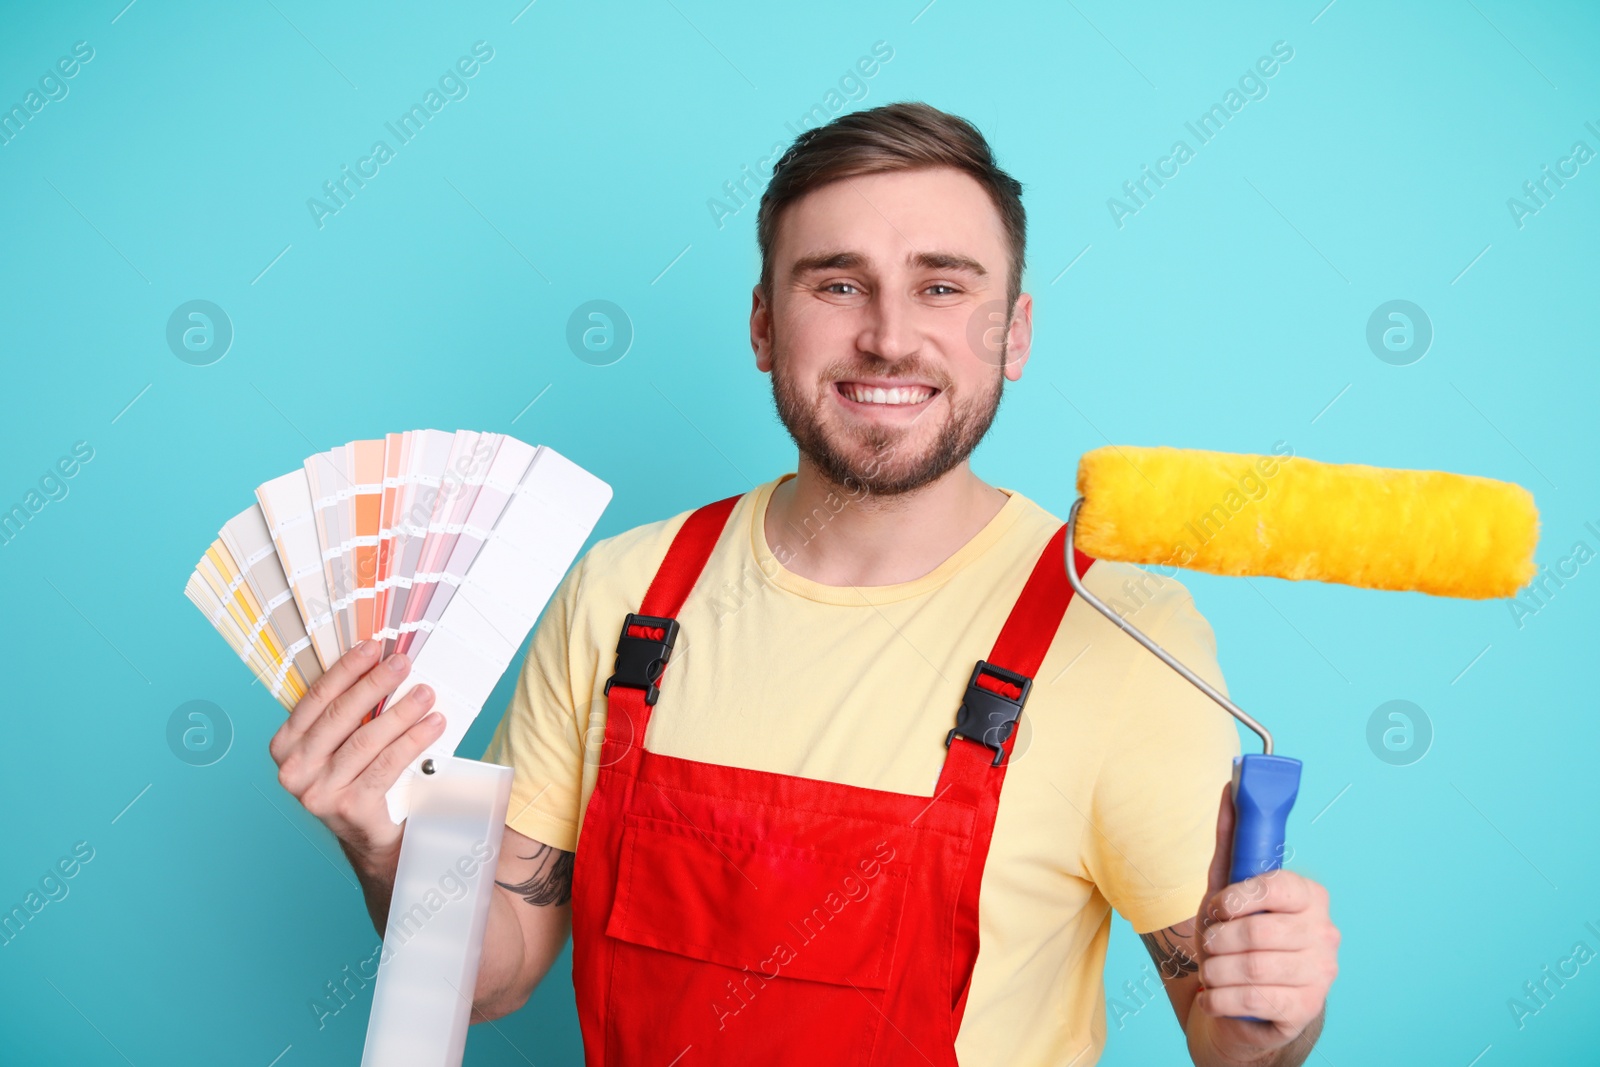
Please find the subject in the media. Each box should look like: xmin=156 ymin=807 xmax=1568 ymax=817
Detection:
xmin=495 ymin=845 xmax=574 ymax=907
xmin=1140 ymin=920 xmax=1200 ymax=980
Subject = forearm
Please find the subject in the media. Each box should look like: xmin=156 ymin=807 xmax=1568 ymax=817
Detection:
xmin=1187 ymin=1004 xmax=1325 ymax=1067
xmin=471 ymin=890 xmax=543 ymax=1021
xmin=342 ymin=840 xmax=563 ymax=1022
xmin=342 ymin=841 xmax=400 ymax=939
xmin=471 ymin=833 xmax=575 ymax=1021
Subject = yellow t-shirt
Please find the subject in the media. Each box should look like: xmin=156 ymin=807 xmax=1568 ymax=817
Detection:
xmin=481 ymin=473 xmax=1241 ymax=1066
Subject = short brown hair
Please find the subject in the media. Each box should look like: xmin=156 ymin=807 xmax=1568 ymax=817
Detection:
xmin=757 ymin=101 xmax=1027 ymax=310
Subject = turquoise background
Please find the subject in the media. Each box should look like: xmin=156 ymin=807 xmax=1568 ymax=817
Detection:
xmin=2 ymin=0 xmax=1596 ymax=1063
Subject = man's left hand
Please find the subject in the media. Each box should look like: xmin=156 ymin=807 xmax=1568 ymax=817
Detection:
xmin=1192 ymin=782 xmax=1339 ymax=1058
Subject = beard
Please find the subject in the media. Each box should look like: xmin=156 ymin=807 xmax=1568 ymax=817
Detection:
xmin=769 ymin=346 xmax=1006 ymax=498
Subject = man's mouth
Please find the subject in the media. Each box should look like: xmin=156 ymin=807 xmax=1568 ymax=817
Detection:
xmin=834 ymin=381 xmax=939 ymax=407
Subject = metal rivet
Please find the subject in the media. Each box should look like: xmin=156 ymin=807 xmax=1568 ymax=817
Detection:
xmin=421 ymin=758 xmax=435 ymax=775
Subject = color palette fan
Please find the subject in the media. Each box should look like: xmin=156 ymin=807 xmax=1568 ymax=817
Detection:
xmin=184 ymin=430 xmax=612 ymax=820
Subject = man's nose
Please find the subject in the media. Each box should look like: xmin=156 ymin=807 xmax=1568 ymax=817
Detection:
xmin=859 ymin=291 xmax=921 ymax=363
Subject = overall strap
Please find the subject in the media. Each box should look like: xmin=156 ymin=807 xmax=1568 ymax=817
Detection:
xmin=600 ymin=494 xmax=742 ymax=760
xmin=937 ymin=523 xmax=1097 ymax=1025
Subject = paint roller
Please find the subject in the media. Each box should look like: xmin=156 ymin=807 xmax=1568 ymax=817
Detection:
xmin=1063 ymin=445 xmax=1539 ymax=915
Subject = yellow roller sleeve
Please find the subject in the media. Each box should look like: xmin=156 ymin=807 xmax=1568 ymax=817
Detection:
xmin=1074 ymin=445 xmax=1540 ymax=599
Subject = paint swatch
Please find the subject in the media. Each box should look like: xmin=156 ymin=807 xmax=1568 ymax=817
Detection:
xmin=185 ymin=430 xmax=612 ymax=820
xmin=183 ymin=520 xmax=315 ymax=711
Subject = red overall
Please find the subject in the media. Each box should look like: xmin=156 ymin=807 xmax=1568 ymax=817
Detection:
xmin=571 ymin=495 xmax=1095 ymax=1065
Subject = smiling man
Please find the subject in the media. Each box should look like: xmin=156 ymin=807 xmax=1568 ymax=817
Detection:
xmin=270 ymin=101 xmax=1338 ymax=1065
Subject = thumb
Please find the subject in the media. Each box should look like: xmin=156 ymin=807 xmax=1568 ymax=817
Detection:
xmin=1203 ymin=780 xmax=1234 ymax=914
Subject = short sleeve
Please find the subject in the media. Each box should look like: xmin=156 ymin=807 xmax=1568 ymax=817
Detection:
xmin=1083 ymin=586 xmax=1243 ymax=935
xmin=479 ymin=551 xmax=593 ymax=852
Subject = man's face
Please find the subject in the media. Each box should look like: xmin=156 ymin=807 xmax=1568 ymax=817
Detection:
xmin=752 ymin=166 xmax=1033 ymax=496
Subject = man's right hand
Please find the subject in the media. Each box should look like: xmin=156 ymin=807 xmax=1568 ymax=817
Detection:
xmin=269 ymin=640 xmax=448 ymax=871
xmin=269 ymin=638 xmax=573 ymax=1020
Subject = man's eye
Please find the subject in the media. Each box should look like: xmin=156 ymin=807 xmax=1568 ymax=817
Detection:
xmin=926 ymin=284 xmax=960 ymax=296
xmin=822 ymin=282 xmax=860 ymax=295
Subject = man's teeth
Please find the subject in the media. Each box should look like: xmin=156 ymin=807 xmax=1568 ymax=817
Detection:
xmin=840 ymin=383 xmax=934 ymax=405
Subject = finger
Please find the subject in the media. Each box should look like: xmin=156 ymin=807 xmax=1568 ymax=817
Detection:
xmin=1200 ymin=949 xmax=1313 ymax=990
xmin=299 ymin=653 xmax=413 ymax=765
xmin=324 ymin=683 xmax=438 ymax=788
xmin=1202 ymin=781 xmax=1234 ymax=922
xmin=351 ymin=708 xmax=449 ymax=798
xmin=1206 ymin=871 xmax=1316 ymax=925
xmin=1198 ymin=982 xmax=1303 ymax=1024
xmin=277 ymin=640 xmax=382 ymax=750
xmin=1200 ymin=912 xmax=1302 ymax=956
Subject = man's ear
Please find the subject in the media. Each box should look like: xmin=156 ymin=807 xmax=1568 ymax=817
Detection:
xmin=1002 ymin=291 xmax=1034 ymax=382
xmin=751 ymin=284 xmax=774 ymax=373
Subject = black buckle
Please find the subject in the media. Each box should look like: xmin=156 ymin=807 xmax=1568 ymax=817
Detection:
xmin=945 ymin=660 xmax=1032 ymax=767
xmin=603 ymin=613 xmax=680 ymax=706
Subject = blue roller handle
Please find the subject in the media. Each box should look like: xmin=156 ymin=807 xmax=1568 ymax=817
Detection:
xmin=1229 ymin=754 xmax=1301 ymax=884
xmin=1225 ymin=753 xmax=1302 ymax=1023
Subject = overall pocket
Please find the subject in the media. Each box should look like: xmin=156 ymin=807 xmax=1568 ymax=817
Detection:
xmin=603 ymin=812 xmax=910 ymax=1066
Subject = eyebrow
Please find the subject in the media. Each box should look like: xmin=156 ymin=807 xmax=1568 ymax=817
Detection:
xmin=788 ymin=249 xmax=989 ymax=279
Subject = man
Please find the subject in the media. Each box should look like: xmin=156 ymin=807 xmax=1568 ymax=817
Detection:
xmin=271 ymin=101 xmax=1338 ymax=1065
